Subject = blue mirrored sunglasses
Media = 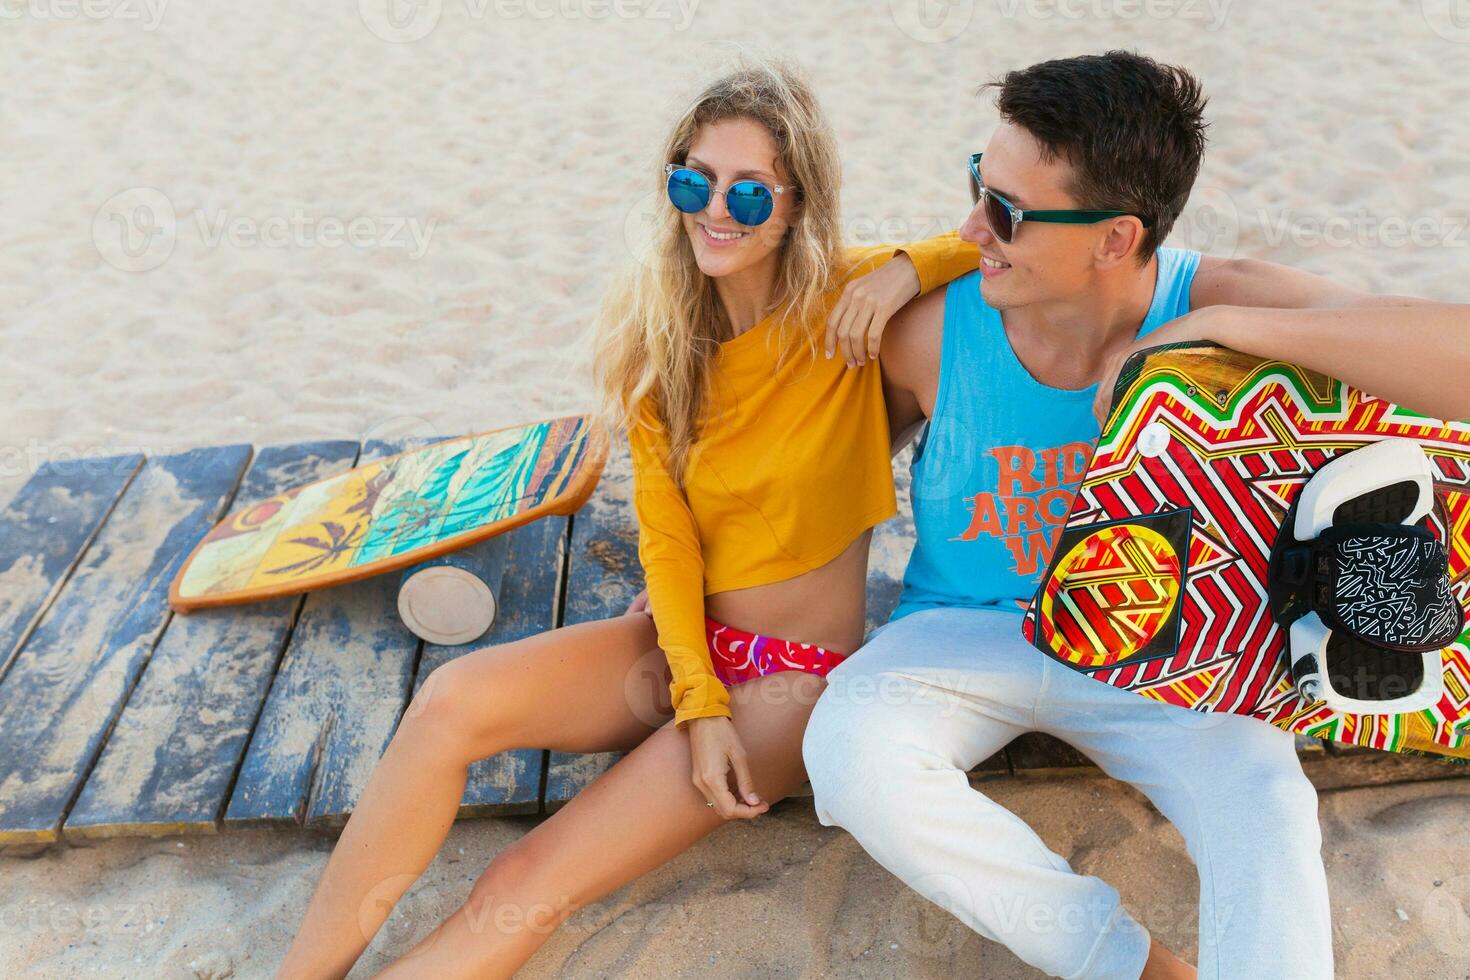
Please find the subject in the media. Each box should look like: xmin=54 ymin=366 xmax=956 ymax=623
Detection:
xmin=664 ymin=164 xmax=787 ymax=227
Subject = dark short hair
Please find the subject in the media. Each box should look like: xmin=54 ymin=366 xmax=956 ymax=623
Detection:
xmin=981 ymin=51 xmax=1208 ymax=263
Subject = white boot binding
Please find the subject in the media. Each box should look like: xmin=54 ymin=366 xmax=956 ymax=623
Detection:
xmin=1268 ymin=439 xmax=1463 ymax=714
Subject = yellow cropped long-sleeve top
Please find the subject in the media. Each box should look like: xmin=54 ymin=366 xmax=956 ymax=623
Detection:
xmin=628 ymin=233 xmax=978 ymax=727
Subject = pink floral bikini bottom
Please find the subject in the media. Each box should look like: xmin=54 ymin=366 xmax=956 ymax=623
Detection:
xmin=703 ymin=615 xmax=849 ymax=687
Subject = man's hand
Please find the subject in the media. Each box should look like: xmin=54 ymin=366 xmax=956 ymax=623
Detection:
xmin=686 ymin=716 xmax=768 ymax=819
xmin=825 ymin=252 xmax=922 ymax=368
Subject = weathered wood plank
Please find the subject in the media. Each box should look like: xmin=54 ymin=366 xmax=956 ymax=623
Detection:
xmin=1308 ymin=739 xmax=1470 ymax=791
xmin=1005 ymin=732 xmax=1098 ymax=777
xmin=0 ymin=444 xmax=254 ymax=845
xmin=411 ymin=521 xmax=563 ymax=817
xmin=543 ymin=448 xmax=638 ymax=812
xmin=0 ymin=453 xmax=144 ymax=684
xmin=223 ymin=438 xmax=443 ymax=831
xmin=224 ymin=573 xmax=418 ymax=830
xmin=64 ymin=442 xmax=361 ymax=840
xmin=864 ymin=455 xmax=915 ymax=633
xmin=1003 ymin=730 xmax=1366 ymax=780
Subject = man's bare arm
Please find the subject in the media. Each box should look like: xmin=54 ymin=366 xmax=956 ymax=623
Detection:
xmin=1176 ymin=256 xmax=1470 ymax=421
xmin=878 ymin=287 xmax=947 ymax=457
xmin=1192 ymin=255 xmax=1434 ymax=310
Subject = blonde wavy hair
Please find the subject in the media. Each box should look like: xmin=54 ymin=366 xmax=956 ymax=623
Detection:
xmin=591 ymin=57 xmax=845 ymax=488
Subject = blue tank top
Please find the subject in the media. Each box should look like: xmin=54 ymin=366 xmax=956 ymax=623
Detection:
xmin=891 ymin=246 xmax=1202 ymax=623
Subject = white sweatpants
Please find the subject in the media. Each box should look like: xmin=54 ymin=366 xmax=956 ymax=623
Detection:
xmin=802 ymin=606 xmax=1333 ymax=980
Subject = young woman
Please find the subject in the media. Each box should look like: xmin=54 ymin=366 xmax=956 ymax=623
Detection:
xmin=277 ymin=60 xmax=976 ymax=979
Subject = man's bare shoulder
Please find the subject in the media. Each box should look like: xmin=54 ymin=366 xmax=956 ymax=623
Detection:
xmin=1191 ymin=255 xmax=1285 ymax=306
xmin=881 ymin=285 xmax=947 ymax=384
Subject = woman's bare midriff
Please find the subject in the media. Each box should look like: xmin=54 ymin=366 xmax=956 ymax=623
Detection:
xmin=702 ymin=528 xmax=874 ymax=656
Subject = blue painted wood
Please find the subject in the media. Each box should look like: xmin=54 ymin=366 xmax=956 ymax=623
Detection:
xmin=543 ymin=450 xmax=640 ymax=811
xmin=223 ymin=437 xmax=451 ymax=830
xmin=64 ymin=442 xmax=361 ymax=839
xmin=0 ymin=438 xmax=1446 ymax=842
xmin=0 ymin=444 xmax=254 ymax=844
xmin=411 ymin=518 xmax=563 ymax=817
xmin=865 ymin=459 xmax=916 ymax=634
xmin=0 ymin=453 xmax=144 ymax=684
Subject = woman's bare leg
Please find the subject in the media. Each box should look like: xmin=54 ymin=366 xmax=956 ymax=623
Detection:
xmin=276 ymin=612 xmax=672 ymax=980
xmin=373 ymin=669 xmax=827 ymax=979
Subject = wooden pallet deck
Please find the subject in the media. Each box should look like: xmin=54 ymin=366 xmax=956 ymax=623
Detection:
xmin=0 ymin=440 xmax=1463 ymax=846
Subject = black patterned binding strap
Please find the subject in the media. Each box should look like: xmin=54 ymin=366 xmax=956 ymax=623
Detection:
xmin=1290 ymin=522 xmax=1465 ymax=653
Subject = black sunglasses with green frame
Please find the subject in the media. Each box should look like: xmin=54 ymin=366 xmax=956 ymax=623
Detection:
xmin=968 ymin=152 xmax=1155 ymax=244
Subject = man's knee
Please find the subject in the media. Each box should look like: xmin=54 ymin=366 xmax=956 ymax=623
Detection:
xmin=1187 ymin=758 xmax=1324 ymax=872
xmin=1254 ymin=763 xmax=1323 ymax=848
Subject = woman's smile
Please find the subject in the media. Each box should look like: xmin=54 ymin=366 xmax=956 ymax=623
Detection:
xmin=697 ymin=221 xmax=753 ymax=247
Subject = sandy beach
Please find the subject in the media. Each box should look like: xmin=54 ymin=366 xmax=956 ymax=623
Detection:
xmin=3 ymin=0 xmax=1470 ymax=976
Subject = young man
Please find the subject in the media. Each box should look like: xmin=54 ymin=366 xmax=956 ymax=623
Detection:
xmin=802 ymin=51 xmax=1470 ymax=980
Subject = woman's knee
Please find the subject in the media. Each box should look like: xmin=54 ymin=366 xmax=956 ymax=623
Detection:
xmin=395 ymin=653 xmax=517 ymax=761
xmin=465 ymin=840 xmax=580 ymax=940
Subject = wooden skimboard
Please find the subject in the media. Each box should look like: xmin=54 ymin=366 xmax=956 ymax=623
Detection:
xmin=170 ymin=415 xmax=608 ymax=612
xmin=1022 ymin=343 xmax=1470 ymax=762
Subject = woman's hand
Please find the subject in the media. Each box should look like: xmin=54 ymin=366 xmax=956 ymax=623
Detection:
xmin=686 ymin=716 xmax=768 ymax=819
xmin=624 ymin=588 xmax=652 ymax=616
xmin=824 ymin=252 xmax=922 ymax=368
